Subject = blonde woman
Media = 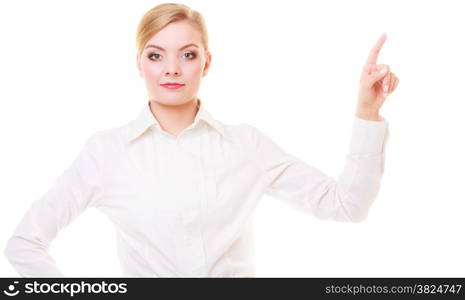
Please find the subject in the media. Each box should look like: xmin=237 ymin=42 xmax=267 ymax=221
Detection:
xmin=4 ymin=3 xmax=399 ymax=277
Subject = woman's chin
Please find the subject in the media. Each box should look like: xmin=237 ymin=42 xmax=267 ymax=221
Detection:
xmin=150 ymin=97 xmax=195 ymax=107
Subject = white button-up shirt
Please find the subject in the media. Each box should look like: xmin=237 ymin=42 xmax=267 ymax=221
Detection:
xmin=4 ymin=99 xmax=389 ymax=277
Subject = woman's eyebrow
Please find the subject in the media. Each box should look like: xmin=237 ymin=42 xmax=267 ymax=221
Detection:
xmin=144 ymin=43 xmax=199 ymax=51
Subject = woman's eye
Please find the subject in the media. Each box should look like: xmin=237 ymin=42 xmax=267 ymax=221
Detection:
xmin=148 ymin=53 xmax=161 ymax=60
xmin=184 ymin=52 xmax=197 ymax=59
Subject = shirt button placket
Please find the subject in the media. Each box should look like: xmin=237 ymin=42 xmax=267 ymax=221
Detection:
xmin=182 ymin=210 xmax=207 ymax=276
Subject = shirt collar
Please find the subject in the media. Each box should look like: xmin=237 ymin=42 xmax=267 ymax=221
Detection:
xmin=125 ymin=98 xmax=225 ymax=144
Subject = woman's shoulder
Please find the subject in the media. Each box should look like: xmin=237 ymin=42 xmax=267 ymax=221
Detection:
xmin=220 ymin=121 xmax=264 ymax=148
xmin=83 ymin=122 xmax=130 ymax=152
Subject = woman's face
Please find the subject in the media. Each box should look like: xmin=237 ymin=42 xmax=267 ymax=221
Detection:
xmin=137 ymin=20 xmax=211 ymax=106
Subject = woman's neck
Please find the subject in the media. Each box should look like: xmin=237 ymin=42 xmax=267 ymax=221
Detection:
xmin=149 ymin=98 xmax=200 ymax=137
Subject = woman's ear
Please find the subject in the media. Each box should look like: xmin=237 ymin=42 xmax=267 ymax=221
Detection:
xmin=136 ymin=54 xmax=143 ymax=78
xmin=202 ymin=51 xmax=212 ymax=77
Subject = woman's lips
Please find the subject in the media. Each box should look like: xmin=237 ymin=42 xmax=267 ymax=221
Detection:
xmin=161 ymin=83 xmax=185 ymax=89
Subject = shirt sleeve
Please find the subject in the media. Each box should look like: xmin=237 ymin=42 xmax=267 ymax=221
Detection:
xmin=256 ymin=116 xmax=389 ymax=222
xmin=4 ymin=132 xmax=104 ymax=277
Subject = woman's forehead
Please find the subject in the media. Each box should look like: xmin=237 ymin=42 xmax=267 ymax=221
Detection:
xmin=151 ymin=20 xmax=201 ymax=41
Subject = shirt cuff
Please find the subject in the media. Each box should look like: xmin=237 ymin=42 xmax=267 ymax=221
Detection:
xmin=349 ymin=115 xmax=389 ymax=155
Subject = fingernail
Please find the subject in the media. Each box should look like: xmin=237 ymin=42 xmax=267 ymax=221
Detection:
xmin=383 ymin=85 xmax=388 ymax=92
xmin=380 ymin=68 xmax=387 ymax=74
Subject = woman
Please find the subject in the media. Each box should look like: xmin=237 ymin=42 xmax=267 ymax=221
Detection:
xmin=4 ymin=3 xmax=399 ymax=277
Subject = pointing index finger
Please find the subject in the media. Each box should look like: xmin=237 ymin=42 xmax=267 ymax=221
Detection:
xmin=364 ymin=33 xmax=387 ymax=72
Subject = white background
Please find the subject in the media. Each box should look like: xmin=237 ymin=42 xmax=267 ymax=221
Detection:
xmin=1 ymin=0 xmax=464 ymax=277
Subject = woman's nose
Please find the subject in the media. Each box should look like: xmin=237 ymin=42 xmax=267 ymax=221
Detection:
xmin=163 ymin=58 xmax=181 ymax=77
xmin=165 ymin=70 xmax=179 ymax=76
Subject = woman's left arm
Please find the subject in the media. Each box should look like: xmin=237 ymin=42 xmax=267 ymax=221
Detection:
xmin=255 ymin=33 xmax=398 ymax=222
xmin=255 ymin=116 xmax=388 ymax=223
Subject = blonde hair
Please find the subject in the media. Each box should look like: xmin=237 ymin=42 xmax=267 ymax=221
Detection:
xmin=135 ymin=3 xmax=209 ymax=59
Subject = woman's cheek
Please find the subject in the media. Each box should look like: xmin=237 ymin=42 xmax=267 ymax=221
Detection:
xmin=185 ymin=64 xmax=203 ymax=82
xmin=143 ymin=64 xmax=161 ymax=80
